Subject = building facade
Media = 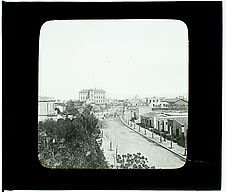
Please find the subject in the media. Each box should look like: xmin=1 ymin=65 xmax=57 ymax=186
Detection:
xmin=140 ymin=111 xmax=188 ymax=134
xmin=38 ymin=96 xmax=57 ymax=122
xmin=167 ymin=117 xmax=188 ymax=138
xmin=79 ymin=88 xmax=106 ymax=104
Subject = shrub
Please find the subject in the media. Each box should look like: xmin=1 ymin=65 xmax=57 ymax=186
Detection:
xmin=115 ymin=152 xmax=151 ymax=169
xmin=176 ymin=137 xmax=185 ymax=147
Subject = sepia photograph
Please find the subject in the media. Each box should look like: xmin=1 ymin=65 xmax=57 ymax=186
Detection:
xmin=38 ymin=19 xmax=189 ymax=169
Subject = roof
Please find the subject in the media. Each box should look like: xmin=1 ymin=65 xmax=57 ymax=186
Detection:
xmin=174 ymin=99 xmax=188 ymax=104
xmin=79 ymin=88 xmax=105 ymax=93
xmin=146 ymin=97 xmax=164 ymax=100
xmin=174 ymin=117 xmax=188 ymax=125
xmin=55 ymin=102 xmax=65 ymax=106
xmin=79 ymin=89 xmax=89 ymax=93
xmin=38 ymin=96 xmax=55 ymax=101
xmin=164 ymin=112 xmax=188 ymax=116
xmin=162 ymin=98 xmax=188 ymax=104
xmin=162 ymin=98 xmax=180 ymax=103
xmin=140 ymin=111 xmax=161 ymax=118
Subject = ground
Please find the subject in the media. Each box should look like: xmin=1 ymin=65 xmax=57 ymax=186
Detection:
xmin=100 ymin=116 xmax=185 ymax=169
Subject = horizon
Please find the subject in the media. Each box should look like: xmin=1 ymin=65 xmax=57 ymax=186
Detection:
xmin=39 ymin=91 xmax=188 ymax=102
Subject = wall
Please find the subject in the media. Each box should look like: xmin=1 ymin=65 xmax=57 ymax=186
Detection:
xmin=38 ymin=101 xmax=56 ymax=116
xmin=172 ymin=120 xmax=183 ymax=137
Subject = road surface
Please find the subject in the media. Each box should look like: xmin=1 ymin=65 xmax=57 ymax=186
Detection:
xmin=100 ymin=117 xmax=185 ymax=169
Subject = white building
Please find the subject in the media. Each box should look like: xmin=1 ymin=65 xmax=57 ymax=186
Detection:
xmin=146 ymin=97 xmax=168 ymax=108
xmin=79 ymin=88 xmax=106 ymax=104
xmin=38 ymin=96 xmax=57 ymax=122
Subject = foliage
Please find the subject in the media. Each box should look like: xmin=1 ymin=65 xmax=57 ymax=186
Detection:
xmin=55 ymin=107 xmax=62 ymax=115
xmin=176 ymin=136 xmax=185 ymax=147
xmin=116 ymin=152 xmax=150 ymax=169
xmin=38 ymin=106 xmax=108 ymax=169
xmin=65 ymin=100 xmax=79 ymax=116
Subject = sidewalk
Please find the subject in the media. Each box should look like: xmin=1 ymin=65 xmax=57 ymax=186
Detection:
xmin=120 ymin=116 xmax=187 ymax=161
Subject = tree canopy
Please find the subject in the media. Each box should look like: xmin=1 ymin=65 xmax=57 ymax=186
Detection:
xmin=64 ymin=100 xmax=79 ymax=116
xmin=38 ymin=105 xmax=108 ymax=169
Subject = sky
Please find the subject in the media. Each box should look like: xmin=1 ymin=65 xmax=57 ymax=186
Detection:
xmin=39 ymin=19 xmax=188 ymax=100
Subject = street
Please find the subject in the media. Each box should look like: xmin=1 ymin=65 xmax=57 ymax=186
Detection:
xmin=100 ymin=116 xmax=185 ymax=169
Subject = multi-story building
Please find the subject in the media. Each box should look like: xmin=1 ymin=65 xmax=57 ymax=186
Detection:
xmin=79 ymin=88 xmax=106 ymax=104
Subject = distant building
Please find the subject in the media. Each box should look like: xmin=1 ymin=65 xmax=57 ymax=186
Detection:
xmin=146 ymin=97 xmax=166 ymax=107
xmin=38 ymin=96 xmax=57 ymax=122
xmin=161 ymin=98 xmax=188 ymax=110
xmin=124 ymin=105 xmax=152 ymax=123
xmin=79 ymin=88 xmax=106 ymax=104
xmin=146 ymin=97 xmax=188 ymax=111
xmin=128 ymin=95 xmax=147 ymax=106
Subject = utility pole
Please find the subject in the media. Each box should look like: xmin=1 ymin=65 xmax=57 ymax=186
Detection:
xmin=170 ymin=126 xmax=173 ymax=149
xmin=110 ymin=140 xmax=113 ymax=151
xmin=184 ymin=123 xmax=188 ymax=156
xmin=116 ymin=147 xmax=118 ymax=158
xmin=159 ymin=124 xmax=162 ymax=143
xmin=152 ymin=128 xmax=154 ymax=139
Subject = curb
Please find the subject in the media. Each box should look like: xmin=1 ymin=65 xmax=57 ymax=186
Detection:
xmin=120 ymin=117 xmax=186 ymax=162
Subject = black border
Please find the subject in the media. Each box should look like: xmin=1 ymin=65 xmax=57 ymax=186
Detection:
xmin=2 ymin=1 xmax=222 ymax=190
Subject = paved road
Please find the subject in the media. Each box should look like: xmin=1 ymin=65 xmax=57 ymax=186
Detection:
xmin=100 ymin=117 xmax=185 ymax=169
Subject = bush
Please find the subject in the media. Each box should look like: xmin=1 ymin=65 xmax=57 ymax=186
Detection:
xmin=152 ymin=129 xmax=160 ymax=135
xmin=176 ymin=137 xmax=185 ymax=147
xmin=165 ymin=133 xmax=172 ymax=140
xmin=115 ymin=152 xmax=150 ymax=169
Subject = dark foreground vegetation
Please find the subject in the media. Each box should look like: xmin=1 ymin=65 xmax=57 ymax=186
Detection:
xmin=38 ymin=105 xmax=108 ymax=168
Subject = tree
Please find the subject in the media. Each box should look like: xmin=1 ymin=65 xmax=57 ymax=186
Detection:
xmin=55 ymin=107 xmax=61 ymax=115
xmin=38 ymin=109 xmax=108 ymax=169
xmin=116 ymin=152 xmax=150 ymax=169
xmin=65 ymin=100 xmax=79 ymax=116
